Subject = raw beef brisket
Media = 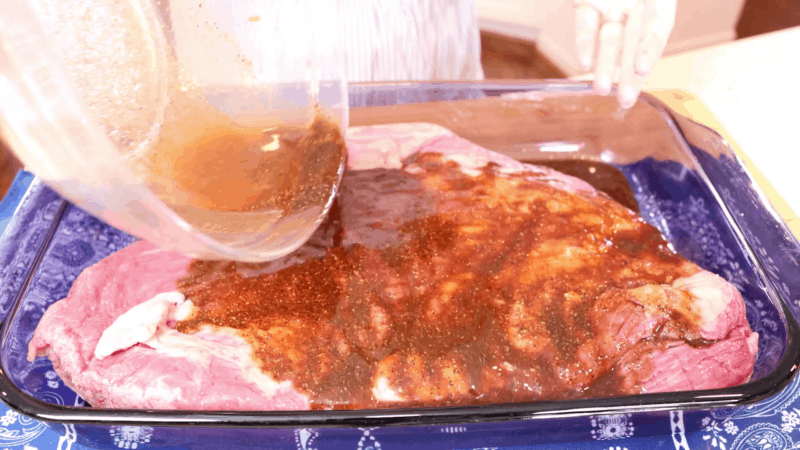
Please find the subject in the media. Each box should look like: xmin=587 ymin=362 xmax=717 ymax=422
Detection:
xmin=28 ymin=123 xmax=758 ymax=410
xmin=27 ymin=241 xmax=307 ymax=409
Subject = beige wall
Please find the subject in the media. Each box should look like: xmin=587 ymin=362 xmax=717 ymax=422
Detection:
xmin=477 ymin=0 xmax=747 ymax=76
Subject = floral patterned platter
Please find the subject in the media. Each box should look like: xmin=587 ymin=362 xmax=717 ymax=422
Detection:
xmin=0 ymin=83 xmax=799 ymax=449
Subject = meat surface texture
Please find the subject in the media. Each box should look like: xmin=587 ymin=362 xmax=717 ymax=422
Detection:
xmin=27 ymin=241 xmax=307 ymax=410
xmin=28 ymin=123 xmax=758 ymax=410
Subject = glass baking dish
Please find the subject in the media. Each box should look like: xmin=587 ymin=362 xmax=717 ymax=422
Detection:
xmin=1 ymin=81 xmax=799 ymax=449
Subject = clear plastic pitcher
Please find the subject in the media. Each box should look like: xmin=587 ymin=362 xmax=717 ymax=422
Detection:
xmin=0 ymin=0 xmax=348 ymax=262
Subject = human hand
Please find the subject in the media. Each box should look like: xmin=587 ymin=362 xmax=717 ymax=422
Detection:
xmin=574 ymin=0 xmax=676 ymax=108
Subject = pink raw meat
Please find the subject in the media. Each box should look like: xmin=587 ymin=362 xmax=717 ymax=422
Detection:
xmin=28 ymin=240 xmax=308 ymax=410
xmin=28 ymin=123 xmax=758 ymax=410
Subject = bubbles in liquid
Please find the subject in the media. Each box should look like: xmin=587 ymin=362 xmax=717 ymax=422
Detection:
xmin=35 ymin=0 xmax=169 ymax=154
xmin=36 ymin=0 xmax=346 ymax=258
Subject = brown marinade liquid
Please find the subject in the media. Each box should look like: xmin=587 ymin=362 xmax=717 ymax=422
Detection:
xmin=528 ymin=159 xmax=640 ymax=213
xmin=137 ymin=103 xmax=346 ymax=215
xmin=176 ymin=155 xmax=706 ymax=410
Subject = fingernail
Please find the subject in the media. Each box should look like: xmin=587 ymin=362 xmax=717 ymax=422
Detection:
xmin=635 ymin=60 xmax=651 ymax=76
xmin=595 ymin=75 xmax=611 ymax=96
xmin=619 ymin=86 xmax=637 ymax=109
xmin=579 ymin=57 xmax=592 ymax=72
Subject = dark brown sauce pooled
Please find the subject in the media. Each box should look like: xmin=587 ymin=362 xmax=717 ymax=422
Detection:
xmin=528 ymin=159 xmax=639 ymax=212
xmin=176 ymin=153 xmax=708 ymax=410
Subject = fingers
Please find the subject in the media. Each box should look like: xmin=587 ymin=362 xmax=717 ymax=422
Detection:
xmin=618 ymin=1 xmax=645 ymax=108
xmin=575 ymin=5 xmax=601 ymax=71
xmin=577 ymin=0 xmax=674 ymax=106
xmin=618 ymin=65 xmax=645 ymax=110
xmin=593 ymin=20 xmax=624 ymax=96
xmin=635 ymin=0 xmax=676 ymax=76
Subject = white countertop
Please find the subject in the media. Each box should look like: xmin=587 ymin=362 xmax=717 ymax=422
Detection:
xmin=574 ymin=26 xmax=800 ymax=223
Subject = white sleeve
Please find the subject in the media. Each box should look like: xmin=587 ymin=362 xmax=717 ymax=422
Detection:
xmin=337 ymin=0 xmax=485 ymax=82
xmin=171 ymin=0 xmax=484 ymax=85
